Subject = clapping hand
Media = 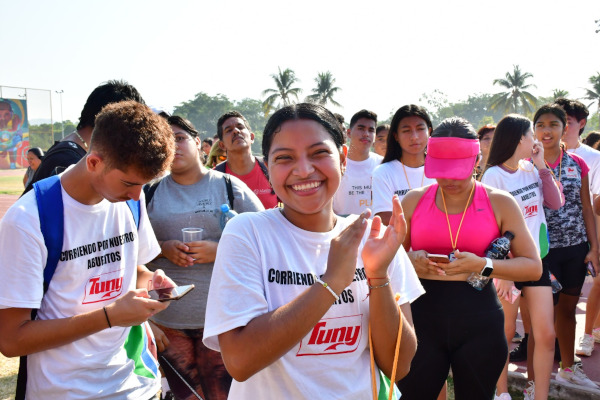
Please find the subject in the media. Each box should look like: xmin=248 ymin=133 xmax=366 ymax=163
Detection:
xmin=362 ymin=195 xmax=406 ymax=277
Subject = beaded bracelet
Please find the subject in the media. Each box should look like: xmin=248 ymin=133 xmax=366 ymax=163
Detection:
xmin=313 ymin=274 xmax=340 ymax=302
xmin=103 ymin=306 xmax=112 ymax=328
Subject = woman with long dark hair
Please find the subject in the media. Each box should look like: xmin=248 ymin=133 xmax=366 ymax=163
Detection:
xmin=533 ymin=104 xmax=599 ymax=389
xmin=482 ymin=114 xmax=562 ymax=400
xmin=203 ymin=103 xmax=423 ymax=399
xmin=396 ymin=117 xmax=542 ymax=399
xmin=372 ymin=105 xmax=436 ymax=225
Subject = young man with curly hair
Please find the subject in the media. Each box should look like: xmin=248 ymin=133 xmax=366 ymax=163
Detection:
xmin=24 ymin=79 xmax=146 ymax=194
xmin=0 ymin=101 xmax=176 ymax=399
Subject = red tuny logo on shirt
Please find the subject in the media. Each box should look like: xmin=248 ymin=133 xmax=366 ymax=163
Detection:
xmin=82 ymin=269 xmax=124 ymax=304
xmin=296 ymin=315 xmax=362 ymax=356
xmin=565 ymin=167 xmax=578 ymax=179
xmin=524 ymin=204 xmax=538 ymax=219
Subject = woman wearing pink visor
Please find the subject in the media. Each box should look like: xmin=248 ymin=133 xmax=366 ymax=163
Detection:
xmin=396 ymin=117 xmax=542 ymax=399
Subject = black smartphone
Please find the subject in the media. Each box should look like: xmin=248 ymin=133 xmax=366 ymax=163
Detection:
xmin=148 ymin=284 xmax=195 ymax=302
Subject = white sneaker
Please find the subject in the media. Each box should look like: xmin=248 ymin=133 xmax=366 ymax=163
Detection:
xmin=557 ymin=364 xmax=599 ymax=389
xmin=494 ymin=393 xmax=511 ymax=400
xmin=576 ymin=334 xmax=594 ymax=356
xmin=593 ymin=328 xmax=600 ymax=343
xmin=523 ymin=381 xmax=534 ymax=400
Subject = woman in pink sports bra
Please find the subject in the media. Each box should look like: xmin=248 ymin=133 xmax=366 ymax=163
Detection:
xmin=395 ymin=117 xmax=542 ymax=400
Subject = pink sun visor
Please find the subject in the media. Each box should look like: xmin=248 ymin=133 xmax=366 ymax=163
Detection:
xmin=424 ymin=137 xmax=480 ymax=180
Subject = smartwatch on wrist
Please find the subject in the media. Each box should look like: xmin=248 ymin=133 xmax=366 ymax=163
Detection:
xmin=480 ymin=257 xmax=493 ymax=277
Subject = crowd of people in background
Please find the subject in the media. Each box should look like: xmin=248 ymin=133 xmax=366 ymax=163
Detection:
xmin=1 ymin=79 xmax=600 ymax=400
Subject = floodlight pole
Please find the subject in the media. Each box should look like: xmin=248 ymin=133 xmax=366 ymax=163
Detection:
xmin=56 ymin=90 xmax=64 ymax=138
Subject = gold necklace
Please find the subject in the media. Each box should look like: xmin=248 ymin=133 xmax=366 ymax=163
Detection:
xmin=401 ymin=160 xmax=425 ymax=189
xmin=544 ymin=149 xmax=563 ymax=183
xmin=74 ymin=131 xmax=88 ymax=149
xmin=503 ymin=160 xmax=535 ymax=173
xmin=502 ymin=162 xmax=518 ymax=171
xmin=440 ymin=180 xmax=476 ymax=250
xmin=519 ymin=162 xmax=535 ymax=172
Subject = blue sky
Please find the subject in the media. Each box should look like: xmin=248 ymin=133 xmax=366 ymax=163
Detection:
xmin=1 ymin=0 xmax=599 ymax=127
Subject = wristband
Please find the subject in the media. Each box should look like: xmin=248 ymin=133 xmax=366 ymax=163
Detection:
xmin=313 ymin=274 xmax=340 ymax=302
xmin=367 ymin=278 xmax=391 ymax=290
xmin=103 ymin=306 xmax=112 ymax=328
xmin=367 ymin=276 xmax=389 ymax=287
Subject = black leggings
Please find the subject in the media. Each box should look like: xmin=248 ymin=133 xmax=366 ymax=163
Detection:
xmin=397 ymin=279 xmax=507 ymax=400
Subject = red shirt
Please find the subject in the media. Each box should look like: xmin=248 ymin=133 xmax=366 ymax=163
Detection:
xmin=226 ymin=160 xmax=279 ymax=209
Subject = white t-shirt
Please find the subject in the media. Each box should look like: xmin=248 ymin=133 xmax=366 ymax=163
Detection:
xmin=0 ymin=181 xmax=161 ymax=400
xmin=372 ymin=160 xmax=436 ymax=215
xmin=481 ymin=161 xmax=549 ymax=258
xmin=203 ymin=208 xmax=424 ymax=400
xmin=568 ymin=142 xmax=600 ymax=195
xmin=333 ymin=152 xmax=383 ymax=215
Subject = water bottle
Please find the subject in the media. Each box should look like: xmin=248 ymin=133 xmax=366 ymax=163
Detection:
xmin=467 ymin=231 xmax=514 ymax=290
xmin=219 ymin=204 xmax=238 ymax=230
xmin=549 ymin=272 xmax=563 ymax=294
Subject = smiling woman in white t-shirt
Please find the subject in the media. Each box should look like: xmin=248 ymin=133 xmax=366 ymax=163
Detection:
xmin=203 ymin=103 xmax=424 ymax=400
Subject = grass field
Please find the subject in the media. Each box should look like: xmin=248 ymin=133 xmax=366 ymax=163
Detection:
xmin=0 ymin=353 xmax=18 ymax=400
xmin=0 ymin=174 xmax=25 ymax=195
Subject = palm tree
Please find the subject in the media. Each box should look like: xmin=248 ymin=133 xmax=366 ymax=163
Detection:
xmin=262 ymin=67 xmax=302 ymax=111
xmin=552 ymin=89 xmax=570 ymax=100
xmin=305 ymin=71 xmax=342 ymax=107
xmin=490 ymin=65 xmax=538 ymax=115
xmin=584 ymin=72 xmax=600 ymax=128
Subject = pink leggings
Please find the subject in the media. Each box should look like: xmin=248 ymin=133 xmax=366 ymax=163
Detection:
xmin=157 ymin=324 xmax=232 ymax=400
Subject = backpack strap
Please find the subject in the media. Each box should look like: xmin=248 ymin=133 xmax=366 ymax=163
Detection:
xmin=224 ymin=174 xmax=234 ymax=209
xmin=255 ymin=157 xmax=274 ymax=194
xmin=214 ymin=161 xmax=227 ymax=173
xmin=16 ymin=178 xmax=141 ymax=400
xmin=17 ymin=176 xmax=65 ymax=400
xmin=33 ymin=176 xmax=64 ymax=287
xmin=143 ymin=179 xmax=162 ymax=207
xmin=126 ymin=199 xmax=140 ymax=229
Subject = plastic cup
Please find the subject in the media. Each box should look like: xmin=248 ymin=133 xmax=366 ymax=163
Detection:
xmin=182 ymin=227 xmax=203 ymax=243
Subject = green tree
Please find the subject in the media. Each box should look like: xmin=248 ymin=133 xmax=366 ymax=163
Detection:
xmin=305 ymin=71 xmax=341 ymax=107
xmin=174 ymin=92 xmax=234 ymax=137
xmin=421 ymin=92 xmax=505 ymax=128
xmin=552 ymin=89 xmax=570 ymax=100
xmin=584 ymin=73 xmax=600 ymax=129
xmin=584 ymin=113 xmax=599 ymax=135
xmin=419 ymin=89 xmax=449 ymax=117
xmin=231 ymin=98 xmax=268 ymax=154
xmin=490 ymin=65 xmax=538 ymax=115
xmin=262 ymin=67 xmax=302 ymax=112
xmin=173 ymin=93 xmax=267 ymax=154
xmin=29 ymin=124 xmax=54 ymax=150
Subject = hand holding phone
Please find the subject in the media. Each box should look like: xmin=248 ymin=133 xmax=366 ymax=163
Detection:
xmin=588 ymin=262 xmax=597 ymax=278
xmin=148 ymin=284 xmax=195 ymax=302
xmin=427 ymin=254 xmax=450 ymax=264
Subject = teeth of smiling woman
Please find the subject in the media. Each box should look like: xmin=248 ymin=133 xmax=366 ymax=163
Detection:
xmin=292 ymin=182 xmax=321 ymax=191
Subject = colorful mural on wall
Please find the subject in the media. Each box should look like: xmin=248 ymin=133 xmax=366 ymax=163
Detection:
xmin=0 ymin=98 xmax=29 ymax=169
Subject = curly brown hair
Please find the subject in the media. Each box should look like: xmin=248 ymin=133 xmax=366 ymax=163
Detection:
xmin=90 ymin=100 xmax=175 ymax=179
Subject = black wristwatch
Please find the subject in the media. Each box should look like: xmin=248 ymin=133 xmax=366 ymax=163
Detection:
xmin=480 ymin=257 xmax=493 ymax=277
